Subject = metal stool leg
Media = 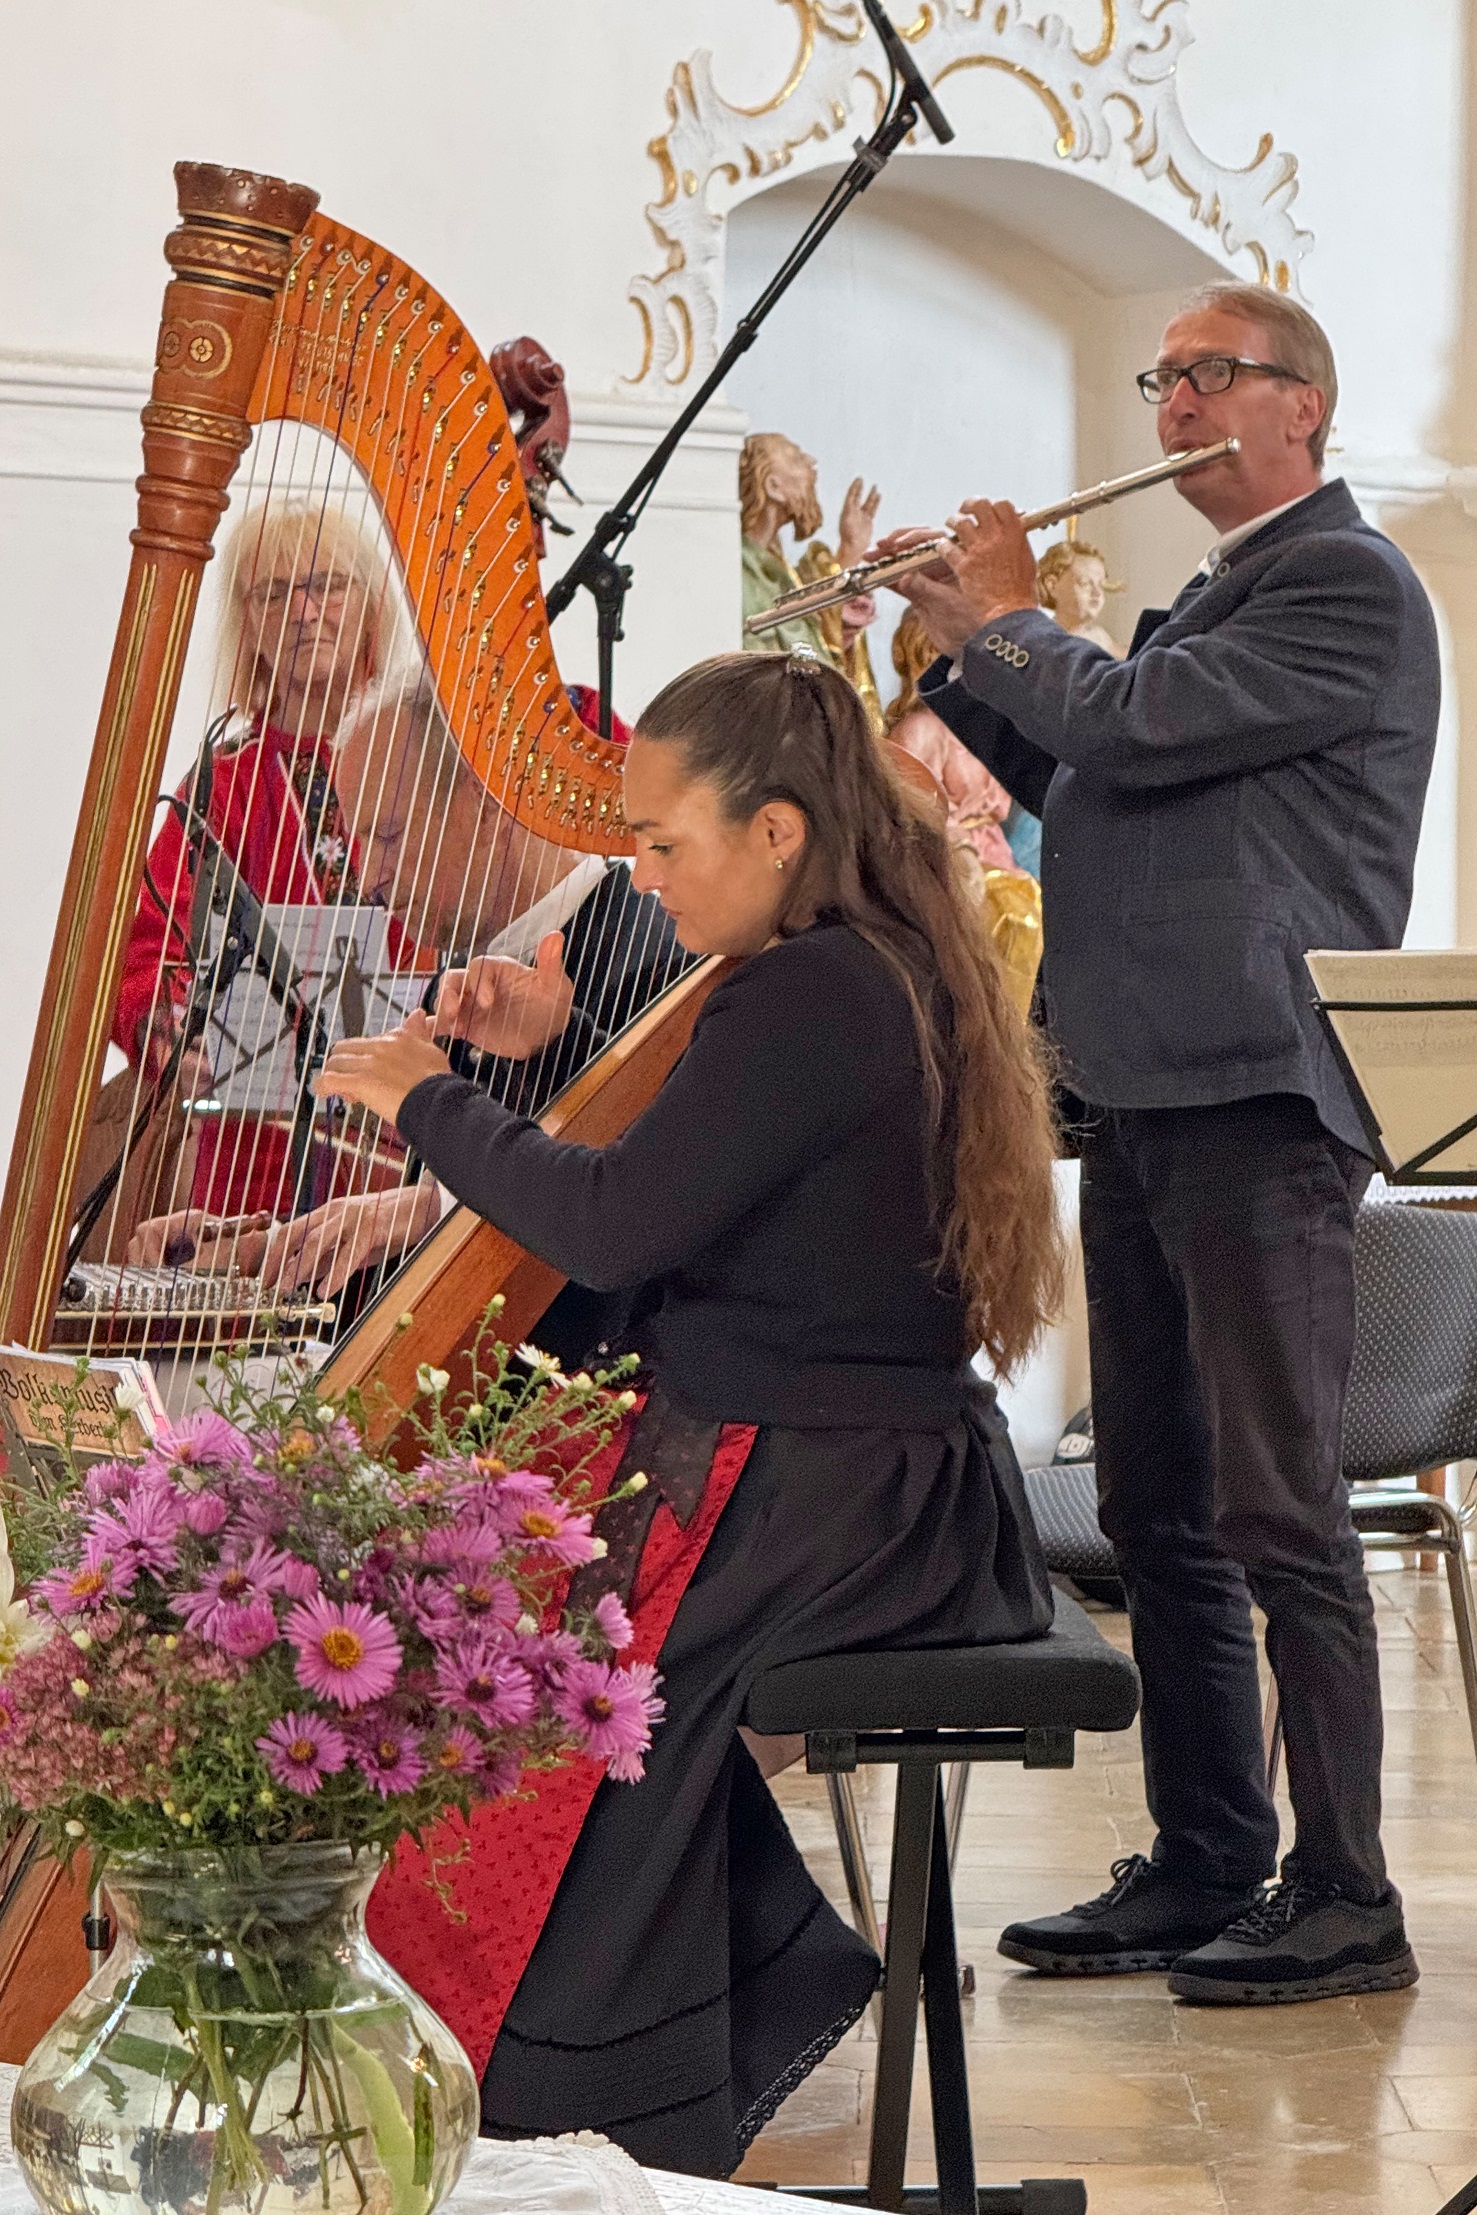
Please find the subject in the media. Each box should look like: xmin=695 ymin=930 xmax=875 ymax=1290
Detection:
xmin=921 ymin=1772 xmax=975 ymax=2215
xmin=867 ymin=1764 xmax=936 ymax=2213
xmin=944 ymin=1762 xmax=970 ymax=1875
xmin=828 ymin=1773 xmax=883 ymax=1955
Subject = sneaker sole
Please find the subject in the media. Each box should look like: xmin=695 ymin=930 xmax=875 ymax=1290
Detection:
xmin=1167 ymin=1946 xmax=1420 ymax=2007
xmin=997 ymin=1937 xmax=1186 ymax=1976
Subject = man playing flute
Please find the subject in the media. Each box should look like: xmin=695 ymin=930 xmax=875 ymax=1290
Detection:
xmin=886 ymin=281 xmax=1440 ymax=2005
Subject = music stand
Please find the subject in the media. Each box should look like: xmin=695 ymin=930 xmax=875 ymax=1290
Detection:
xmin=1306 ymin=949 xmax=1477 ymax=1185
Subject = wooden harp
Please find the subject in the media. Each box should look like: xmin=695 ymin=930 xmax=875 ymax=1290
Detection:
xmin=0 ymin=164 xmax=721 ymax=2053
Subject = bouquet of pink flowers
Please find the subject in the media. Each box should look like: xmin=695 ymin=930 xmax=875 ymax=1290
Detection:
xmin=0 ymin=1317 xmax=664 ymax=2215
xmin=0 ymin=1313 xmax=662 ymax=1860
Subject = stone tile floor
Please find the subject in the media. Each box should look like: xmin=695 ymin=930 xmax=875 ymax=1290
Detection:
xmin=737 ymin=1562 xmax=1477 ymax=2214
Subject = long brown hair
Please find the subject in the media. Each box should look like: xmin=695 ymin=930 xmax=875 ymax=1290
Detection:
xmin=635 ymin=651 xmax=1063 ymax=1375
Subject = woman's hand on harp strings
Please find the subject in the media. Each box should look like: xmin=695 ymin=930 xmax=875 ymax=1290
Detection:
xmin=259 ymin=1182 xmax=444 ymax=1299
xmin=313 ymin=1010 xmax=452 ymax=1127
xmin=434 ymin=931 xmax=576 ymax=1060
xmin=873 ymin=504 xmax=1038 ymax=659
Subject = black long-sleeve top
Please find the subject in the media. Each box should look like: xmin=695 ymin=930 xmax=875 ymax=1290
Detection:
xmin=397 ymin=919 xmax=971 ymax=1430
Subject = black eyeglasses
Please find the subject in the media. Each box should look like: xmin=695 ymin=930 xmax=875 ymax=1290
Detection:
xmin=1136 ymin=355 xmax=1306 ymax=403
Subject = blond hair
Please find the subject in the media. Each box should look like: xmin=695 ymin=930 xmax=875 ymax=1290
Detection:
xmin=1035 ymin=539 xmax=1109 ymax=610
xmin=1178 ymin=282 xmax=1338 ymax=465
xmin=216 ymin=497 xmax=399 ymax=722
xmin=884 ymin=608 xmax=940 ymax=734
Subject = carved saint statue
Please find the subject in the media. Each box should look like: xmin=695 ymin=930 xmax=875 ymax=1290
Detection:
xmin=739 ymin=432 xmax=883 ymax=725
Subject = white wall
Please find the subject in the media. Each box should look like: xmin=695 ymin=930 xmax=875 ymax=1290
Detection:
xmin=2 ymin=0 xmax=1473 ymax=1369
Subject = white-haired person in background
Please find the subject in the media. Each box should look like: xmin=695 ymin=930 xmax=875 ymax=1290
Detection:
xmin=109 ymin=496 xmax=398 ymax=1231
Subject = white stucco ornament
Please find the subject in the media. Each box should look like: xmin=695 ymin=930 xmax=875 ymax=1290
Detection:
xmin=627 ymin=0 xmax=1311 ymax=394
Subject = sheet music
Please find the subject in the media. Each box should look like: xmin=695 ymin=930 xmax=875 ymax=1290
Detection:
xmin=1305 ymin=949 xmax=1477 ymax=1175
xmin=198 ymin=904 xmax=428 ymax=1116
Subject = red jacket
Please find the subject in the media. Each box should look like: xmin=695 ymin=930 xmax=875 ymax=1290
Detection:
xmin=114 ymin=722 xmax=383 ymax=1218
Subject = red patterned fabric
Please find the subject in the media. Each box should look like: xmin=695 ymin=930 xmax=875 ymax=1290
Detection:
xmin=366 ymin=1411 xmax=758 ymax=2076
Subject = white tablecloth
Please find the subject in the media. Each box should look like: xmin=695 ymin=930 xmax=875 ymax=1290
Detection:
xmin=0 ymin=2064 xmax=835 ymax=2214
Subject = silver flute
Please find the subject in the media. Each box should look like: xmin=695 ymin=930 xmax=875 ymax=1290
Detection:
xmin=743 ymin=437 xmax=1241 ymax=636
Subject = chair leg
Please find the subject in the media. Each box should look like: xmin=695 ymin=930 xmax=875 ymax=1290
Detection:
xmin=1263 ymin=1673 xmax=1283 ymax=1794
xmin=1418 ymin=1464 xmax=1450 ymax=1573
xmin=867 ymin=1764 xmax=936 ymax=2214
xmin=1425 ymin=1498 xmax=1477 ymax=1769
xmin=921 ymin=1772 xmax=977 ymax=2215
xmin=826 ymin=1773 xmax=885 ymax=2036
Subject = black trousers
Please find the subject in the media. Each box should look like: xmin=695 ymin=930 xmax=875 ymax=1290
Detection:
xmin=1079 ymin=1092 xmax=1386 ymax=1902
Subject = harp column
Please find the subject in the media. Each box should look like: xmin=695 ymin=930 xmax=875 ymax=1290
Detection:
xmin=0 ymin=163 xmax=319 ymax=1349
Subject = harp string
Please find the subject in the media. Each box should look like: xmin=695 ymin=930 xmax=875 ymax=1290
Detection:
xmin=70 ymin=218 xmax=666 ymax=1379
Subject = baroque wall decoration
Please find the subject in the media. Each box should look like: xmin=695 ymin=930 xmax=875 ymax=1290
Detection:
xmin=626 ymin=0 xmax=1311 ymax=393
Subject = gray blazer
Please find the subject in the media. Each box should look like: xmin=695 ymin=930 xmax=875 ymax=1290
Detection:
xmin=919 ymin=479 xmax=1440 ymax=1151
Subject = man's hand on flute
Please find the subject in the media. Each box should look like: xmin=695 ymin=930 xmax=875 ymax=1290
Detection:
xmin=871 ymin=502 xmax=1038 ymax=659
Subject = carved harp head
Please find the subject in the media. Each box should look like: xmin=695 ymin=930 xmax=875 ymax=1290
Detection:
xmin=0 ymin=164 xmax=715 ymax=1418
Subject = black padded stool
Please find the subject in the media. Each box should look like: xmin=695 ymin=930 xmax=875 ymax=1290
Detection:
xmin=742 ymin=1592 xmax=1140 ymax=2215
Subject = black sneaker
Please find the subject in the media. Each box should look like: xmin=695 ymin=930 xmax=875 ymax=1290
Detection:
xmin=997 ymin=1853 xmax=1267 ymax=1976
xmin=1167 ymin=1877 xmax=1419 ymax=2005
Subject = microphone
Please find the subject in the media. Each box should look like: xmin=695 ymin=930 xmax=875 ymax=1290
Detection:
xmin=183 ymin=711 xmax=231 ymax=962
xmin=860 ymin=0 xmax=955 ymax=145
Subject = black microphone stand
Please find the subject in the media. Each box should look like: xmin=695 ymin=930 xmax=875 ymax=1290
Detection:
xmin=544 ymin=0 xmax=953 ymax=735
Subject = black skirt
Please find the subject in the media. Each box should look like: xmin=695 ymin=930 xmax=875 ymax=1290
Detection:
xmin=479 ymin=1379 xmax=1052 ymax=2176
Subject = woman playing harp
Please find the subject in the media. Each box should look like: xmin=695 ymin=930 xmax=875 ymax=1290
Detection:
xmin=128 ymin=675 xmax=689 ymax=1306
xmin=106 ymin=497 xmax=397 ymax=1245
xmin=317 ymin=650 xmax=1063 ymax=2175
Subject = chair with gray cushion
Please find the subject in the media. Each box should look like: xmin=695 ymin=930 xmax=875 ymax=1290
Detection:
xmin=743 ymin=1591 xmax=1140 ymax=2215
xmin=1019 ymin=1460 xmax=1122 ymax=1608
xmin=1266 ymin=1196 xmax=1477 ymax=1781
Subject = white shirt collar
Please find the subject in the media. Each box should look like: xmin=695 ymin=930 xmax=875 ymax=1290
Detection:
xmin=1199 ymin=484 xmax=1324 ymax=574
xmin=480 ymin=852 xmax=611 ymax=966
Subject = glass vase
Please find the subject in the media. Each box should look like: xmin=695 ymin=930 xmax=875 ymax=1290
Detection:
xmin=11 ymin=1840 xmax=480 ymax=2215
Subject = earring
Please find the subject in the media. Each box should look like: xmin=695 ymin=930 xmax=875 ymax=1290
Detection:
xmin=774 ymin=857 xmax=785 ymax=872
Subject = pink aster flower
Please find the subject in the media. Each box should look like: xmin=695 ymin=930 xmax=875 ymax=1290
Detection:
xmin=480 ymin=1749 xmax=526 ymax=1799
xmin=352 ymin=1714 xmax=426 ymax=1797
xmin=285 ymin=1595 xmax=403 ymax=1710
xmin=552 ymin=1660 xmax=663 ymax=1783
xmin=434 ymin=1636 xmax=537 ymax=1728
xmin=505 ymin=1497 xmax=596 ymax=1568
xmin=171 ymin=1541 xmax=296 ymax=1644
xmin=82 ymin=1461 xmax=137 ymax=1508
xmin=278 ymin=1555 xmax=319 ymax=1601
xmin=155 ymin=1410 xmax=254 ymax=1482
xmin=470 ymin=1469 xmax=559 ymax=1533
xmin=89 ymin=1479 xmax=182 ymax=1579
xmin=233 ymin=1476 xmax=293 ymax=1540
xmin=34 ymin=1542 xmax=131 ymax=1615
xmin=517 ymin=1628 xmax=583 ymax=1688
xmin=419 ymin=1515 xmax=502 ymax=1570
xmin=429 ymin=1724 xmax=482 ymax=1778
xmin=257 ymin=1712 xmax=349 ymax=1796
xmin=179 ymin=1492 xmax=230 ymax=1537
xmin=593 ymin=1593 xmax=634 ymax=1652
xmin=395 ymin=1574 xmax=463 ymax=1642
xmin=450 ymin=1571 xmax=520 ymax=1632
xmin=214 ymin=1597 xmax=279 ymax=1659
